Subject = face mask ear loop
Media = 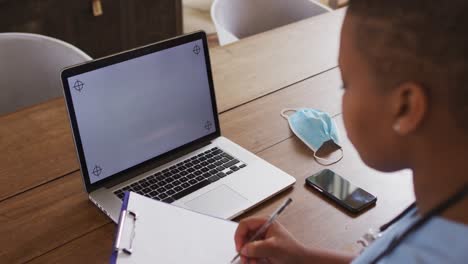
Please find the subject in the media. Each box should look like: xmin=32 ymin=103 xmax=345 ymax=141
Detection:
xmin=280 ymin=108 xmax=298 ymax=120
xmin=313 ymin=148 xmax=344 ymax=166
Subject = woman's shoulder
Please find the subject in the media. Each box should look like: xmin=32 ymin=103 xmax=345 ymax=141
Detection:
xmin=429 ymin=216 xmax=468 ymax=234
xmin=387 ymin=217 xmax=468 ymax=263
xmin=353 ymin=213 xmax=468 ymax=264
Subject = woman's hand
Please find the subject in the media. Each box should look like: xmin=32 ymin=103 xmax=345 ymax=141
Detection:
xmin=234 ymin=217 xmax=309 ymax=264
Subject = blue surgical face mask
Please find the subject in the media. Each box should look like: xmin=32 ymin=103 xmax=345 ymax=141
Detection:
xmin=281 ymin=108 xmax=343 ymax=165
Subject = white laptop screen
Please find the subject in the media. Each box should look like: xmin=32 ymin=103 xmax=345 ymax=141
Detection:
xmin=66 ymin=39 xmax=216 ymax=184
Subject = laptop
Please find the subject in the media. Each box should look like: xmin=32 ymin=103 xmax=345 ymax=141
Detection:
xmin=61 ymin=31 xmax=296 ymax=223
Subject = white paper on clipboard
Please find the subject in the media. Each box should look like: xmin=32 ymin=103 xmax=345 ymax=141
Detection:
xmin=111 ymin=192 xmax=240 ymax=264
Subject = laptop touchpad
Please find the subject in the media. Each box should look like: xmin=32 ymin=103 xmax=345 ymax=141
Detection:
xmin=185 ymin=185 xmax=250 ymax=219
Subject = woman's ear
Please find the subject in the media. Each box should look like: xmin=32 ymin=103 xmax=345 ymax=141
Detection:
xmin=391 ymin=82 xmax=428 ymax=135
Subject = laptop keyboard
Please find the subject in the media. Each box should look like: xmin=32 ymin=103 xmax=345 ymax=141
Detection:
xmin=113 ymin=147 xmax=247 ymax=203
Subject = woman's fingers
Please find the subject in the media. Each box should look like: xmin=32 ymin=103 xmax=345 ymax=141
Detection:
xmin=241 ymin=237 xmax=277 ymax=259
xmin=234 ymin=217 xmax=269 ymax=251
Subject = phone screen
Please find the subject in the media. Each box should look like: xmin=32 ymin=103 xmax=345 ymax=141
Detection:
xmin=306 ymin=169 xmax=376 ymax=212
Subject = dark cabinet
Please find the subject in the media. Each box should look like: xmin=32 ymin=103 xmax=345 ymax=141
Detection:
xmin=0 ymin=0 xmax=182 ymax=58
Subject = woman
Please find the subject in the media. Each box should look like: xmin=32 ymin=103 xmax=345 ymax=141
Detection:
xmin=234 ymin=0 xmax=468 ymax=263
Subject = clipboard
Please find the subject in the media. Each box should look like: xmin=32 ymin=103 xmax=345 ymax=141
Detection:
xmin=110 ymin=192 xmax=240 ymax=263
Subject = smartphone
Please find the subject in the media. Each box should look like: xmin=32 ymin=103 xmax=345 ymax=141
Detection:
xmin=305 ymin=169 xmax=377 ymax=213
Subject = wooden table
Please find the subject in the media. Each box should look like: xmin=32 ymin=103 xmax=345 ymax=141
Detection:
xmin=0 ymin=8 xmax=414 ymax=264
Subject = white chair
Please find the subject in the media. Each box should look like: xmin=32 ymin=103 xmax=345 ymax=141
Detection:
xmin=211 ymin=0 xmax=331 ymax=45
xmin=0 ymin=33 xmax=92 ymax=115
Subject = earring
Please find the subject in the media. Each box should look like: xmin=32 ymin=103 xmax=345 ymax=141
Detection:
xmin=393 ymin=123 xmax=401 ymax=132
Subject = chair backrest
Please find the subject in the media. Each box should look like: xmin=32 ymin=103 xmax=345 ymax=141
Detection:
xmin=211 ymin=0 xmax=331 ymax=45
xmin=0 ymin=33 xmax=92 ymax=115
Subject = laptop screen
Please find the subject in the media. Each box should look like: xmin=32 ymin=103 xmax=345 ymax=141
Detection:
xmin=64 ymin=38 xmax=217 ymax=185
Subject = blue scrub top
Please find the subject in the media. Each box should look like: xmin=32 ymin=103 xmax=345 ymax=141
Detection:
xmin=352 ymin=207 xmax=468 ymax=264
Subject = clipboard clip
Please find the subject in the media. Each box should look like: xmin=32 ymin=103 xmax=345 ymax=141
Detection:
xmin=114 ymin=210 xmax=138 ymax=255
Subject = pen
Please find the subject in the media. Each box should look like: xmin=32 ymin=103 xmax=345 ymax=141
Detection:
xmin=231 ymin=198 xmax=293 ymax=263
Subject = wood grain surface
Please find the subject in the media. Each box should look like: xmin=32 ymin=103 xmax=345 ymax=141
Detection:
xmin=211 ymin=9 xmax=345 ymax=112
xmin=0 ymin=98 xmax=78 ymax=201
